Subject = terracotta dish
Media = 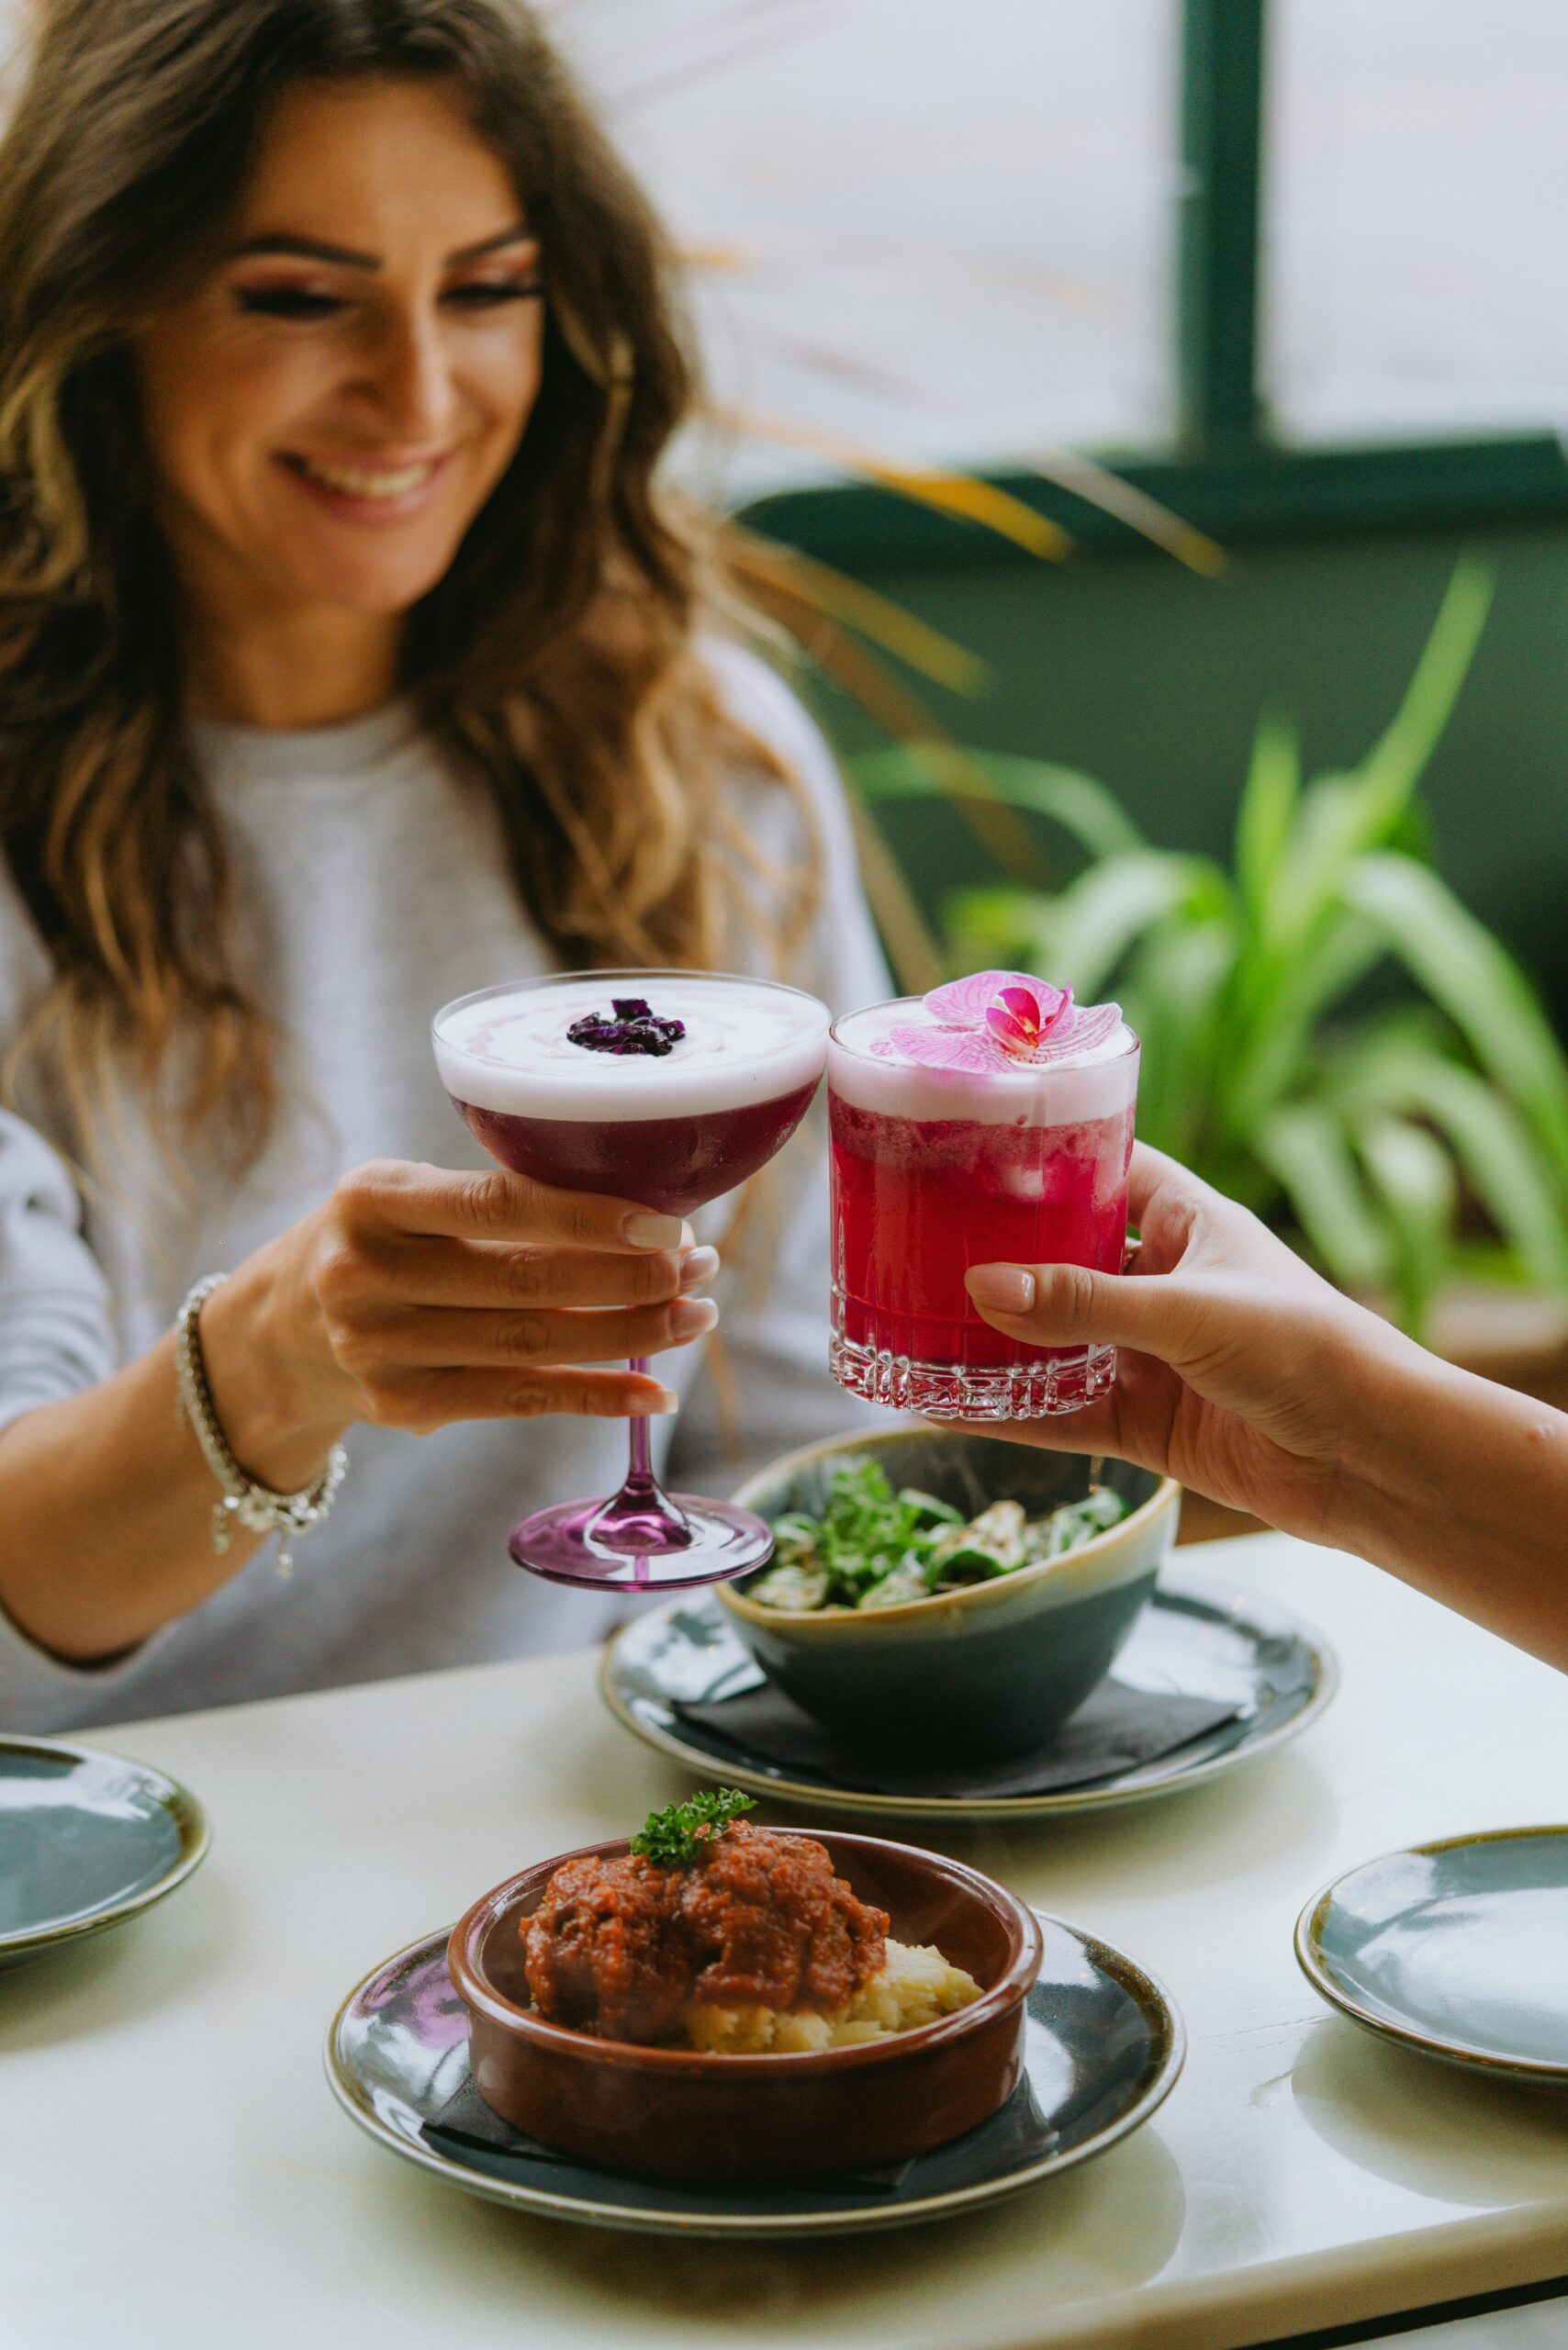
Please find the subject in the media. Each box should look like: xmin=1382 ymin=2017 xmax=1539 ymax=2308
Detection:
xmin=447 ymin=1829 xmax=1044 ymax=2184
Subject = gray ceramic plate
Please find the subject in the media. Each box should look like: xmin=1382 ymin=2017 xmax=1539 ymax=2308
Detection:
xmin=324 ymin=1909 xmax=1183 ymax=2239
xmin=0 ymin=1734 xmax=210 ymax=1969
xmin=600 ymin=1565 xmax=1337 ymax=1821
xmin=1295 ymin=1826 xmax=1568 ymax=2085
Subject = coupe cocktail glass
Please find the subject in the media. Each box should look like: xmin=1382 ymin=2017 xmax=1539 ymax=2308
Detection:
xmin=431 ymin=969 xmax=829 ymax=1588
xmin=827 ymin=973 xmax=1139 ymax=1418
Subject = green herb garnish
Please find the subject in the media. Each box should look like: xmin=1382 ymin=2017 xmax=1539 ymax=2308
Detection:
xmin=630 ymin=1787 xmax=755 ymax=1868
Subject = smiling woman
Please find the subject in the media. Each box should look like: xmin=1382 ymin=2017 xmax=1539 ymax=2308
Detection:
xmin=137 ymin=80 xmax=553 ymax=707
xmin=0 ymin=0 xmax=886 ymax=1727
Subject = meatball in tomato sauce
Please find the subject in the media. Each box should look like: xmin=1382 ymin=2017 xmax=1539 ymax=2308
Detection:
xmin=523 ymin=1822 xmax=889 ymax=2043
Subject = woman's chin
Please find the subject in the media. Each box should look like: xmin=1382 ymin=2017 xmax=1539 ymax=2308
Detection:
xmin=273 ymin=546 xmax=463 ymax=621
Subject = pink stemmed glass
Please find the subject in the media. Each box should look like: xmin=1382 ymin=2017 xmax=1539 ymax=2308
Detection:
xmin=431 ymin=970 xmax=829 ymax=1589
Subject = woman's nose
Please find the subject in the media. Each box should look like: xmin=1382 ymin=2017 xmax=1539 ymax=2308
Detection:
xmin=364 ymin=311 xmax=458 ymax=439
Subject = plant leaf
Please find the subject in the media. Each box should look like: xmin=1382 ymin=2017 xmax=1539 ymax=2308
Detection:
xmin=1254 ymin=1103 xmax=1393 ymax=1290
xmin=1223 ymin=909 xmax=1384 ymax=1131
xmin=1341 ymin=851 xmax=1568 ymax=1182
xmin=1352 ymin=1112 xmax=1457 ymax=1336
xmin=1122 ymin=921 xmax=1236 ymax=1164
xmin=728 ymin=531 xmax=990 ymax=693
xmin=1234 ymin=714 xmax=1300 ymax=922
xmin=1353 ymin=558 xmax=1494 ymax=834
xmin=711 ymin=406 xmax=1072 ymax=559
xmin=852 ymin=744 xmax=1144 ymax=862
xmin=1014 ymin=851 xmax=1231 ymax=1000
xmin=1338 ymin=1036 xmax=1568 ymax=1290
xmin=1252 ymin=561 xmax=1493 ymax=970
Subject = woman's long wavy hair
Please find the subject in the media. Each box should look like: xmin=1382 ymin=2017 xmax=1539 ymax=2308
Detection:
xmin=0 ymin=0 xmax=815 ymax=1171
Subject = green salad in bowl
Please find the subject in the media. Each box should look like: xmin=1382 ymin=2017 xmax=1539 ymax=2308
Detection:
xmin=721 ymin=1429 xmax=1181 ymax=1762
xmin=749 ymin=1457 xmax=1131 ymax=1615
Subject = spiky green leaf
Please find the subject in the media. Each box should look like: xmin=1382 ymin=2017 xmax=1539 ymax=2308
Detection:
xmin=1254 ymin=1104 xmax=1393 ymax=1291
xmin=851 ymin=744 xmax=1143 ymax=862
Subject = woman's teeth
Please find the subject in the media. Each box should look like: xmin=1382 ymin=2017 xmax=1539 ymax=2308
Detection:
xmin=294 ymin=456 xmax=439 ymax=498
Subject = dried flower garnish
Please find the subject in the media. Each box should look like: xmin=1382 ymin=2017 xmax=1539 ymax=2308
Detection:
xmin=566 ymin=997 xmax=687 ymax=1058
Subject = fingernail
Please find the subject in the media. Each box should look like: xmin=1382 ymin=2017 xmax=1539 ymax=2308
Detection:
xmin=624 ymin=1211 xmax=687 ymax=1250
xmin=670 ymin=1296 xmax=720 ymax=1340
xmin=629 ymin=1388 xmax=679 ymax=1416
xmin=678 ymin=1245 xmax=721 ymax=1292
xmin=967 ymin=1265 xmax=1036 ymax=1315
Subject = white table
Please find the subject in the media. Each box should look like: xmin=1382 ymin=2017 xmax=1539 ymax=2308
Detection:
xmin=7 ymin=1530 xmax=1568 ymax=2350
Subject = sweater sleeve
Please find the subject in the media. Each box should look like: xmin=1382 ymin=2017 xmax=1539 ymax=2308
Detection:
xmin=0 ymin=1107 xmax=153 ymax=1716
xmin=668 ymin=642 xmax=895 ymax=1487
xmin=0 ymin=1108 xmax=118 ymax=1437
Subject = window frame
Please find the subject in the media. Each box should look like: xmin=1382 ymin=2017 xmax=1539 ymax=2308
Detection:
xmin=742 ymin=0 xmax=1568 ymax=565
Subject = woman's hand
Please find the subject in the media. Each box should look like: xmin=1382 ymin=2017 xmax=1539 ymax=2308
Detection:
xmin=200 ymin=1158 xmax=720 ymax=1490
xmin=961 ymin=1143 xmax=1568 ymax=1666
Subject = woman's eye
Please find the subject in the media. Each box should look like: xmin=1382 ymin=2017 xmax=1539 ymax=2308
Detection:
xmin=234 ymin=286 xmax=345 ymax=319
xmin=443 ymin=279 xmax=543 ymax=309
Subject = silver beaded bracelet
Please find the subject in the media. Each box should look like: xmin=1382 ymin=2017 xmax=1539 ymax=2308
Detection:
xmin=174 ymin=1272 xmax=348 ymax=1577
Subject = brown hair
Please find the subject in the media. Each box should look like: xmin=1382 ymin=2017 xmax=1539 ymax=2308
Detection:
xmin=0 ymin=0 xmax=816 ymax=1168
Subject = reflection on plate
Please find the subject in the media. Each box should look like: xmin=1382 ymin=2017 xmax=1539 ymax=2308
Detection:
xmin=0 ymin=1734 xmax=209 ymax=1969
xmin=600 ymin=1566 xmax=1337 ymax=1821
xmin=1296 ymin=1825 xmax=1568 ymax=2086
xmin=324 ymin=1910 xmax=1183 ymax=2239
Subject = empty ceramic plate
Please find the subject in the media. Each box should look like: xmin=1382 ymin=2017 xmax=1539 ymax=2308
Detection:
xmin=1295 ymin=1826 xmax=1568 ymax=2084
xmin=0 ymin=1733 xmax=209 ymax=1969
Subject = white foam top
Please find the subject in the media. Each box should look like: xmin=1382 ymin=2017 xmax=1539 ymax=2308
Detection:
xmin=829 ymin=997 xmax=1139 ymax=1126
xmin=433 ymin=976 xmax=830 ymax=1122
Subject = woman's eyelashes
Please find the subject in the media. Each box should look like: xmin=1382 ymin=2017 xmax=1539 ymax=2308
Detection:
xmin=233 ymin=276 xmax=543 ymax=320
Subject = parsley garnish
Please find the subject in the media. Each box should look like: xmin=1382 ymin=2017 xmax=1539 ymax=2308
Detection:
xmin=630 ymin=1787 xmax=755 ymax=1868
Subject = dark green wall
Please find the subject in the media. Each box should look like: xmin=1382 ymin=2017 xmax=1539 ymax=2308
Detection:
xmin=784 ymin=518 xmax=1568 ymax=1024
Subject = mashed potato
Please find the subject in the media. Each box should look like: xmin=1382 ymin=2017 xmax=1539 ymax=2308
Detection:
xmin=680 ymin=1936 xmax=982 ymax=2053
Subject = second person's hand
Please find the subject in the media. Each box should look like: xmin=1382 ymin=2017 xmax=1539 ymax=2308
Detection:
xmin=958 ymin=1142 xmax=1442 ymax=1550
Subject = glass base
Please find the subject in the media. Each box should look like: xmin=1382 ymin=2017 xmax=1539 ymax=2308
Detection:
xmin=509 ymin=1494 xmax=774 ymax=1590
xmin=830 ymin=1331 xmax=1116 ymax=1419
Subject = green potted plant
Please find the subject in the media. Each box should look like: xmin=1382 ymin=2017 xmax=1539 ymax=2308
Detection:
xmin=850 ymin=562 xmax=1568 ymax=1354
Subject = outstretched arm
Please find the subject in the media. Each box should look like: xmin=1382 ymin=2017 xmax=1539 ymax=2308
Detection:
xmin=962 ymin=1144 xmax=1568 ymax=1669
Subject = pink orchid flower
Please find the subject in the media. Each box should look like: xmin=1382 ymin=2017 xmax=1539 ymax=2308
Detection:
xmin=872 ymin=969 xmax=1122 ymax=1073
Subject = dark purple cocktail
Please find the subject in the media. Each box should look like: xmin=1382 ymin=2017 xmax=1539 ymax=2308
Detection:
xmin=432 ymin=971 xmax=830 ymax=1589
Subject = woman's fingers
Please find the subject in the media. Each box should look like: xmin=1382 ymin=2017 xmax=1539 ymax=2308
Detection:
xmin=363 ymin=1293 xmax=720 ymax=1371
xmin=370 ymin=1237 xmax=718 ymax=1312
xmin=374 ymin=1362 xmax=681 ymax=1432
xmin=966 ymin=1257 xmax=1193 ymax=1360
xmin=339 ymin=1158 xmax=693 ymax=1256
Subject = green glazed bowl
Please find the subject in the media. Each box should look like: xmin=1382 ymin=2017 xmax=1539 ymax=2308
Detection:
xmin=721 ymin=1429 xmax=1181 ymax=1762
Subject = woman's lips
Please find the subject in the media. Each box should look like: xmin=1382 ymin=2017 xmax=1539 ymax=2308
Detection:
xmin=277 ymin=447 xmax=455 ymax=520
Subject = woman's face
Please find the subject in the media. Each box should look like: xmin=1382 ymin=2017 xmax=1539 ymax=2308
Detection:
xmin=133 ymin=77 xmax=546 ymax=623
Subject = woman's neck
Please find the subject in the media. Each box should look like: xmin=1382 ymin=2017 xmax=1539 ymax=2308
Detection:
xmin=182 ymin=594 xmax=404 ymax=732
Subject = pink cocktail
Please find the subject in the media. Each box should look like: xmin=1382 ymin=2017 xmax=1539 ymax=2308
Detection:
xmin=828 ymin=974 xmax=1138 ymax=1418
xmin=432 ymin=971 xmax=830 ymax=1588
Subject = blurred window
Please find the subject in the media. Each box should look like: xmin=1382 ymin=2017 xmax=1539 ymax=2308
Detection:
xmin=1267 ymin=0 xmax=1568 ymax=441
xmin=548 ymin=0 xmax=1175 ymax=498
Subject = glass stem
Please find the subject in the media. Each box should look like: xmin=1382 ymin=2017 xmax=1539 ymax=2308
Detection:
xmin=585 ymin=1359 xmax=694 ymax=1562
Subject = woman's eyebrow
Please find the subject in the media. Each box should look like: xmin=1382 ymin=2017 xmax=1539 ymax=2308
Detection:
xmin=224 ymin=224 xmax=535 ymax=270
xmin=448 ymin=224 xmax=536 ymax=263
xmin=227 ymin=233 xmax=381 ymax=268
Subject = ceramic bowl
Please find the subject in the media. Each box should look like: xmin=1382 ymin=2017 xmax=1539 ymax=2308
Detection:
xmin=447 ymin=1829 xmax=1045 ymax=2185
xmin=719 ymin=1428 xmax=1181 ymax=1762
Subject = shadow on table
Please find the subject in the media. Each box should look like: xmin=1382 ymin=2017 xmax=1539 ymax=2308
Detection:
xmin=343 ymin=2122 xmax=1186 ymax=2333
xmin=1290 ymin=2015 xmax=1568 ymax=2208
xmin=0 ymin=1865 xmax=236 ymax=2051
